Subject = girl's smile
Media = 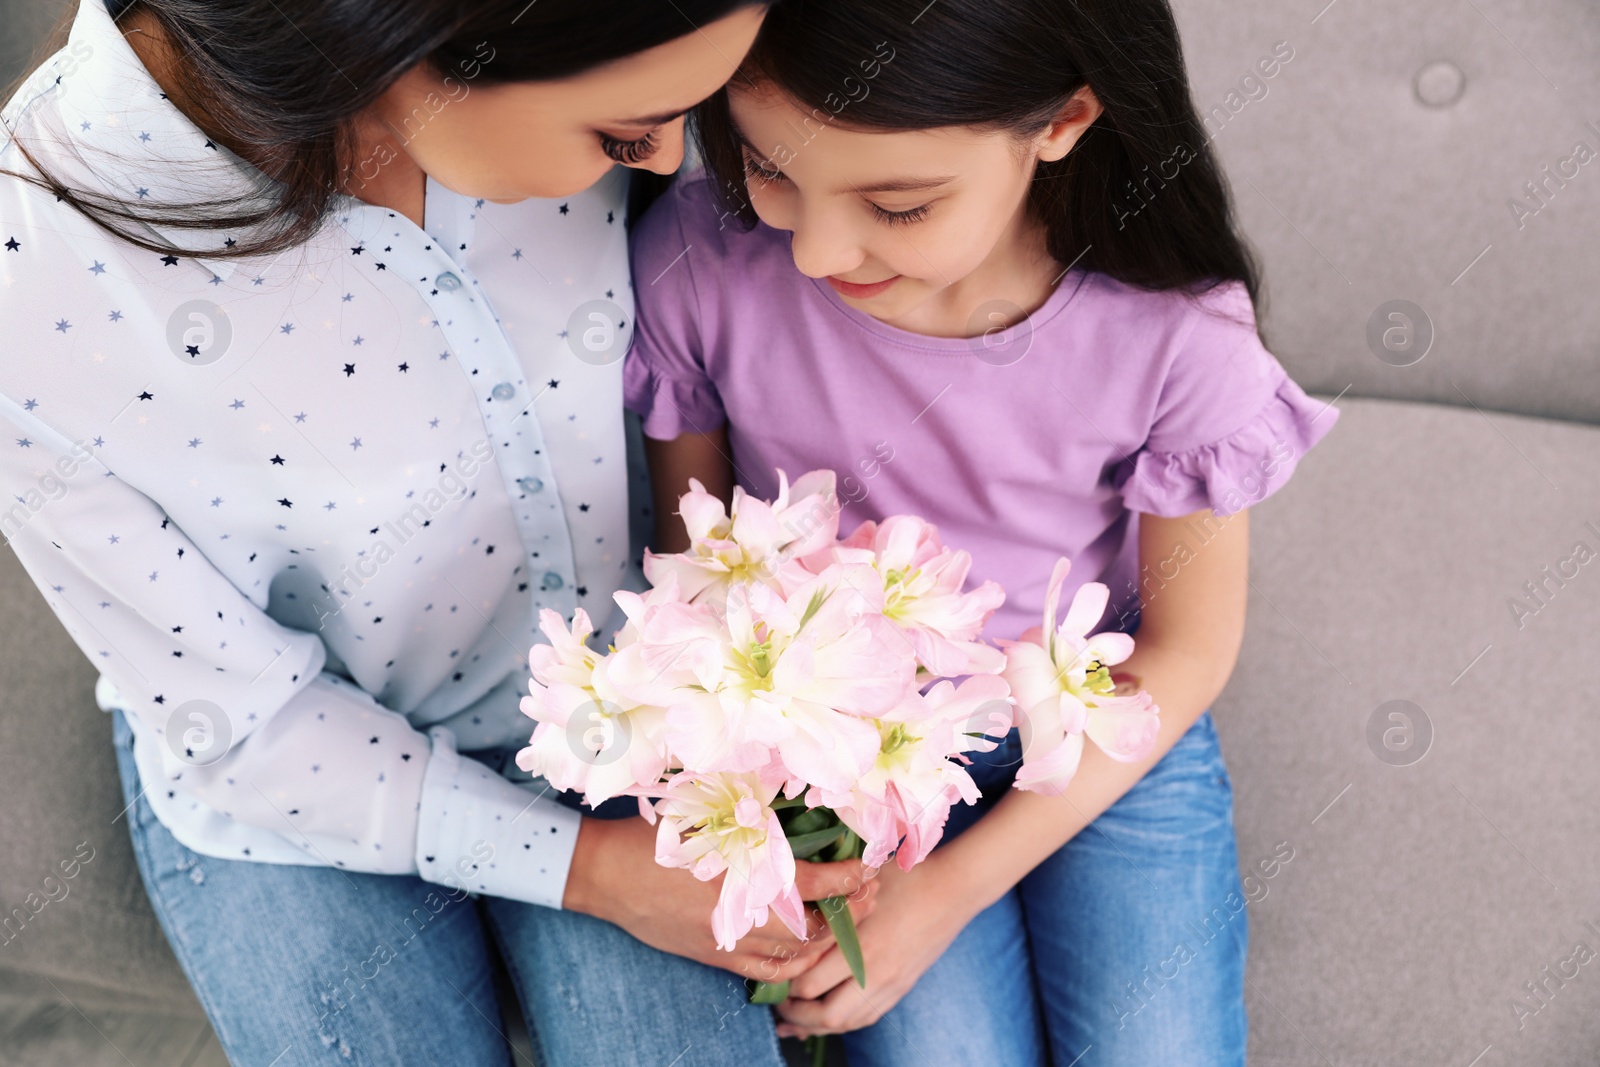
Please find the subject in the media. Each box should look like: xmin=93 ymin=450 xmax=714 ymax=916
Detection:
xmin=826 ymin=274 xmax=902 ymax=300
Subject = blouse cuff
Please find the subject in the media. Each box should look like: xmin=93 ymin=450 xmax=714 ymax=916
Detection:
xmin=623 ymin=351 xmax=726 ymax=440
xmin=1115 ymin=375 xmax=1339 ymax=517
xmin=415 ymin=725 xmax=582 ymax=909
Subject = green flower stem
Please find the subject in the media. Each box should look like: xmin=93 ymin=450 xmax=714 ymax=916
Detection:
xmin=750 ymin=810 xmax=869 ymax=1067
xmin=748 ymin=977 xmax=789 ymax=1004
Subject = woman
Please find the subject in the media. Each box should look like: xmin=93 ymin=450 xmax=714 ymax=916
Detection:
xmin=0 ymin=1 xmax=874 ymax=1064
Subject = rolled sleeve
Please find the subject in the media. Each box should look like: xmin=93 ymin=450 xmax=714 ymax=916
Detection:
xmin=415 ymin=725 xmax=582 ymax=909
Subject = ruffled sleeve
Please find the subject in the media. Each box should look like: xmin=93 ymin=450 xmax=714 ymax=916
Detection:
xmin=1112 ymin=283 xmax=1340 ymax=517
xmin=1114 ymin=373 xmax=1337 ymax=516
xmin=622 ymin=180 xmax=728 ymax=440
xmin=622 ymin=346 xmax=726 ymax=440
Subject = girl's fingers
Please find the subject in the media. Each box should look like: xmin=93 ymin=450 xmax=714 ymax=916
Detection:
xmin=757 ymin=917 xmax=833 ymax=956
xmin=792 ymin=858 xmax=875 ymax=903
xmin=806 ymin=904 xmax=831 ymax=939
xmin=790 ymin=886 xmax=877 ymax=944
xmin=730 ymin=932 xmax=831 ymax=981
xmin=843 ymin=889 xmax=877 ymax=924
xmin=775 ymin=979 xmax=862 ymax=1034
xmin=784 ymin=944 xmax=854 ymax=1002
xmin=760 ymin=949 xmax=828 ymax=984
xmin=764 ymin=932 xmax=831 ymax=966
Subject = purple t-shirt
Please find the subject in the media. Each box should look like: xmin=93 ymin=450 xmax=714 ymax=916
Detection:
xmin=623 ymin=176 xmax=1338 ymax=641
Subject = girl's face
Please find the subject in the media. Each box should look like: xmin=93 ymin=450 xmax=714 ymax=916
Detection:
xmin=727 ymin=82 xmax=1101 ymax=327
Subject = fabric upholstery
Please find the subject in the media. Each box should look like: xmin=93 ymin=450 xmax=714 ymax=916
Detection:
xmin=1174 ymin=0 xmax=1600 ymax=422
xmin=1224 ymin=396 xmax=1600 ymax=1064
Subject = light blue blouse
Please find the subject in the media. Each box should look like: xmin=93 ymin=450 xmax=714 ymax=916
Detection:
xmin=0 ymin=0 xmax=646 ymax=908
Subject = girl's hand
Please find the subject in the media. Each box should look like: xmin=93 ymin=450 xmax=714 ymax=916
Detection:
xmin=561 ymin=814 xmax=880 ymax=983
xmin=773 ymin=854 xmax=976 ymax=1039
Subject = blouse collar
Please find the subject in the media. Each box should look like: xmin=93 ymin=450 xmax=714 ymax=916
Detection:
xmin=18 ymin=0 xmax=295 ymax=281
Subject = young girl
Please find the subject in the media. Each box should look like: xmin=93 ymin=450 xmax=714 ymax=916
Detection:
xmin=624 ymin=0 xmax=1337 ymax=1063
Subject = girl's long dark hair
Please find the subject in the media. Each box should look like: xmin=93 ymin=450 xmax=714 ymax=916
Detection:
xmin=695 ymin=0 xmax=1261 ymax=307
xmin=2 ymin=0 xmax=759 ymax=259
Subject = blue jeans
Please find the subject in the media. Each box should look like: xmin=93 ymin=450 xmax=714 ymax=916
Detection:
xmin=110 ymin=707 xmax=782 ymax=1067
xmin=112 ymin=705 xmax=1246 ymax=1066
xmin=839 ymin=709 xmax=1249 ymax=1067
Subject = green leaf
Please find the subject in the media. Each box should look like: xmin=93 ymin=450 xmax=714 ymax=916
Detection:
xmin=817 ymin=894 xmax=867 ymax=987
xmin=786 ymin=825 xmax=848 ymax=859
xmin=747 ymin=978 xmax=789 ymax=1004
xmin=783 ymin=807 xmax=833 ymax=836
xmin=827 ymin=826 xmax=863 ymax=862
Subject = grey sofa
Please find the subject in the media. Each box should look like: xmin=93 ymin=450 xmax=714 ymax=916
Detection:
xmin=4 ymin=0 xmax=1599 ymax=1064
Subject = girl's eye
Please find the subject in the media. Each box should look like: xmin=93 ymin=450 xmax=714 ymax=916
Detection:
xmin=600 ymin=130 xmax=659 ymax=165
xmin=741 ymin=153 xmax=785 ymax=186
xmin=869 ymin=202 xmax=932 ymax=226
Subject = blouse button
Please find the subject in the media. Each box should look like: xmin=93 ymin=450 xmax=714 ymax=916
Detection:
xmin=435 ymin=271 xmax=463 ymax=291
xmin=541 ymin=571 xmax=565 ymax=591
xmin=518 ymin=476 xmax=544 ymax=494
xmin=491 ymin=381 xmax=516 ymax=401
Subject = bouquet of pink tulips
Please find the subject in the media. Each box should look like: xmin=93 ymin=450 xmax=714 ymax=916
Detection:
xmin=515 ymin=468 xmax=1162 ymax=1017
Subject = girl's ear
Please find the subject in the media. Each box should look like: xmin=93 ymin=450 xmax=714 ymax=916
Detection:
xmin=1035 ymin=86 xmax=1105 ymax=163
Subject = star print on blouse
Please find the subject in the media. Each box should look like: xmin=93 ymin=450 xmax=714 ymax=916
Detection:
xmin=0 ymin=0 xmax=639 ymax=910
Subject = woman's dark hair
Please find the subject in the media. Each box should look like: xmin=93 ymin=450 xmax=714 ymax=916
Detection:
xmin=695 ymin=0 xmax=1261 ymax=307
xmin=1 ymin=0 xmax=761 ymax=258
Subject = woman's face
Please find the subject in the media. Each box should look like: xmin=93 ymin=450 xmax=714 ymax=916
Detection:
xmin=366 ymin=6 xmax=767 ymax=201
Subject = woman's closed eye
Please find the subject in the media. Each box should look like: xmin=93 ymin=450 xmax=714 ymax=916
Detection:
xmin=600 ymin=129 xmax=660 ymax=165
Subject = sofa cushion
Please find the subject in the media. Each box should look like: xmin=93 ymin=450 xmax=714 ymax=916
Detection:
xmin=1173 ymin=0 xmax=1600 ymax=423
xmin=0 ymin=537 xmax=202 ymax=1017
xmin=1223 ymin=395 xmax=1600 ymax=1065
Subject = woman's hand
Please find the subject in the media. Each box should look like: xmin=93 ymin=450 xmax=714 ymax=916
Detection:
xmin=773 ymin=853 xmax=977 ymax=1039
xmin=561 ymin=814 xmax=880 ymax=982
